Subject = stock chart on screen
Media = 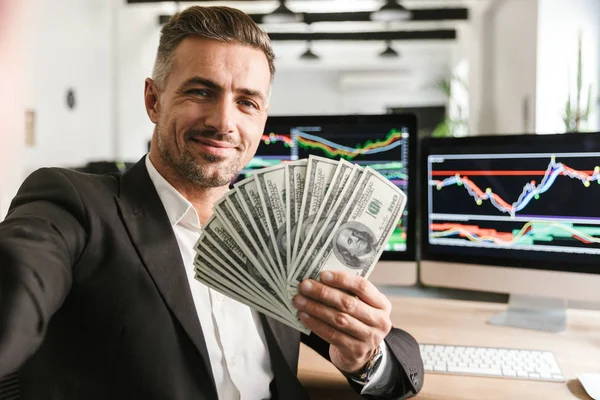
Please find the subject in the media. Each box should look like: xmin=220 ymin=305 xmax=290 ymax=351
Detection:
xmin=238 ymin=118 xmax=412 ymax=253
xmin=427 ymin=151 xmax=600 ymax=256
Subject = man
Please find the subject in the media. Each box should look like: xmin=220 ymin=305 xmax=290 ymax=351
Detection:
xmin=0 ymin=6 xmax=423 ymax=399
xmin=334 ymin=224 xmax=378 ymax=269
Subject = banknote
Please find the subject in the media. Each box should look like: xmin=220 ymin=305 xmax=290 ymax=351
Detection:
xmin=225 ymin=190 xmax=279 ymax=274
xmin=195 ymin=233 xmax=287 ymax=312
xmin=234 ymin=175 xmax=284 ymax=284
xmin=199 ymin=216 xmax=291 ymax=312
xmin=292 ymin=156 xmax=339 ymax=265
xmin=253 ymin=164 xmax=288 ymax=280
xmin=290 ymin=165 xmax=365 ymax=292
xmin=291 ymin=167 xmax=406 ymax=293
xmin=213 ymin=196 xmax=284 ymax=299
xmin=290 ymin=159 xmax=356 ymax=278
xmin=285 ymin=159 xmax=308 ymax=275
xmin=194 ymin=248 xmax=281 ymax=313
xmin=194 ymin=254 xmax=308 ymax=333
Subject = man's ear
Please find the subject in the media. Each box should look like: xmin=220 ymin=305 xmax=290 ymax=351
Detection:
xmin=144 ymin=78 xmax=160 ymax=124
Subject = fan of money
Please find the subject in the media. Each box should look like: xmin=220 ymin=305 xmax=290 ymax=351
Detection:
xmin=193 ymin=155 xmax=407 ymax=333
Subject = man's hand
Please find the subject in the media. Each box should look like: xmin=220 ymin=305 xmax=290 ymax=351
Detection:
xmin=293 ymin=270 xmax=392 ymax=374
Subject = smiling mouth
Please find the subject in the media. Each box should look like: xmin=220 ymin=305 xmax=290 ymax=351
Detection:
xmin=190 ymin=137 xmax=237 ymax=149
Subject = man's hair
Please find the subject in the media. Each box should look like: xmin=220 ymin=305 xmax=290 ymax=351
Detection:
xmin=152 ymin=6 xmax=275 ymax=90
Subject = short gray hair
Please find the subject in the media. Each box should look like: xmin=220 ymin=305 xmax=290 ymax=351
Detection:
xmin=152 ymin=6 xmax=276 ymax=90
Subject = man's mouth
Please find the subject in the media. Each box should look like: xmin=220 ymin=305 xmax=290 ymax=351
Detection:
xmin=190 ymin=137 xmax=237 ymax=149
xmin=188 ymin=137 xmax=239 ymax=157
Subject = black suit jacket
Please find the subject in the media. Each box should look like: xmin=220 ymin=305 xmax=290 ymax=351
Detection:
xmin=0 ymin=158 xmax=423 ymax=399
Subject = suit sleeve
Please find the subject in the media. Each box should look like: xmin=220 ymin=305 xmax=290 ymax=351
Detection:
xmin=301 ymin=326 xmax=424 ymax=399
xmin=0 ymin=168 xmax=87 ymax=375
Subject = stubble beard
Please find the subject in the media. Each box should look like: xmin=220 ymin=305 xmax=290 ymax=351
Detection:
xmin=157 ymin=127 xmax=243 ymax=188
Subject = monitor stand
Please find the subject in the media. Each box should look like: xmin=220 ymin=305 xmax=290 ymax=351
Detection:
xmin=487 ymin=294 xmax=567 ymax=333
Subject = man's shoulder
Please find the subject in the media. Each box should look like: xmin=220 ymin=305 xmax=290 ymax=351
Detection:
xmin=33 ymin=166 xmax=119 ymax=186
xmin=23 ymin=167 xmax=122 ymax=202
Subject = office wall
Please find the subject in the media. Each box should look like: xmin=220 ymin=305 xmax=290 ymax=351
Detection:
xmin=471 ymin=0 xmax=538 ymax=135
xmin=116 ymin=2 xmax=171 ymax=162
xmin=268 ymin=69 xmax=447 ymax=117
xmin=536 ymin=0 xmax=600 ymax=133
xmin=22 ymin=0 xmax=114 ymax=175
xmin=0 ymin=0 xmax=26 ymax=219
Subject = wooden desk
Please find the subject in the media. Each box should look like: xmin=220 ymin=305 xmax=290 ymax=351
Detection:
xmin=298 ymin=296 xmax=600 ymax=399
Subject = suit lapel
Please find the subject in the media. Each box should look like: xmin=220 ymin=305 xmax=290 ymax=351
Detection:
xmin=114 ymin=158 xmax=217 ymax=396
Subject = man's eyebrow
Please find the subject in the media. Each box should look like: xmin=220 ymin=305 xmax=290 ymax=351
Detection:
xmin=238 ymin=88 xmax=266 ymax=104
xmin=179 ymin=76 xmax=221 ymax=91
xmin=179 ymin=76 xmax=267 ymax=104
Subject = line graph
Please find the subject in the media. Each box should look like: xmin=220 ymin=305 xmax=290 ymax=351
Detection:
xmin=430 ymin=221 xmax=600 ymax=246
xmin=261 ymin=133 xmax=293 ymax=147
xmin=295 ymin=129 xmax=404 ymax=159
xmin=430 ymin=156 xmax=600 ymax=217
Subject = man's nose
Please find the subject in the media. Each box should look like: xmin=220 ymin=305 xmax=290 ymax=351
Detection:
xmin=205 ymin=97 xmax=236 ymax=135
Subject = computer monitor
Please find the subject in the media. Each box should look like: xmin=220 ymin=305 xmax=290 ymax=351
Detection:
xmin=420 ymin=133 xmax=600 ymax=332
xmin=238 ymin=113 xmax=418 ymax=285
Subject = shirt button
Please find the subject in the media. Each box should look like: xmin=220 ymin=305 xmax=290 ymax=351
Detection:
xmin=215 ymin=292 xmax=224 ymax=302
xmin=231 ymin=357 xmax=237 ymax=367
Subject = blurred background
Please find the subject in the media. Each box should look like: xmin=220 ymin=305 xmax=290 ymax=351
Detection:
xmin=1 ymin=0 xmax=599 ymax=218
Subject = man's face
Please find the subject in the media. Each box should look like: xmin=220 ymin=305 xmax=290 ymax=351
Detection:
xmin=147 ymin=37 xmax=271 ymax=187
xmin=336 ymin=228 xmax=370 ymax=256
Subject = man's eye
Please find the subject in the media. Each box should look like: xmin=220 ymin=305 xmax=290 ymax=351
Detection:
xmin=238 ymin=100 xmax=257 ymax=109
xmin=186 ymin=89 xmax=209 ymax=97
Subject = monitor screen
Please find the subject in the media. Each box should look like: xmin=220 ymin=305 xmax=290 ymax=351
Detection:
xmin=421 ymin=133 xmax=600 ymax=275
xmin=238 ymin=114 xmax=417 ymax=262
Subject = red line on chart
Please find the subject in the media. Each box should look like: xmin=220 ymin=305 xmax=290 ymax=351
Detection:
xmin=431 ymin=170 xmax=595 ymax=176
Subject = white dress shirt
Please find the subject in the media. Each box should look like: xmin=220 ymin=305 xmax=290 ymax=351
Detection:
xmin=145 ymin=155 xmax=397 ymax=399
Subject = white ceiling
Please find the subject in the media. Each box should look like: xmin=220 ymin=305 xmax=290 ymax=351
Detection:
xmin=180 ymin=0 xmax=477 ymax=14
xmin=161 ymin=0 xmax=473 ymax=76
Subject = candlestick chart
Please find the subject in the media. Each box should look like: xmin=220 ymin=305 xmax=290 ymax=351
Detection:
xmin=427 ymin=152 xmax=600 ymax=255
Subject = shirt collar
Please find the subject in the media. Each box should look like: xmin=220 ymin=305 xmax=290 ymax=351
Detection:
xmin=145 ymin=155 xmax=201 ymax=229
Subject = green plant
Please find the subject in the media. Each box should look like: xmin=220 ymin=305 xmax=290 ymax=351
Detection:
xmin=563 ymin=31 xmax=593 ymax=132
xmin=431 ymin=76 xmax=469 ymax=137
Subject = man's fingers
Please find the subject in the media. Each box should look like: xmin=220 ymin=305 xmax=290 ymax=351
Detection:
xmin=297 ymin=279 xmax=390 ymax=330
xmin=297 ymin=311 xmax=371 ymax=356
xmin=320 ymin=271 xmax=391 ymax=311
xmin=294 ymin=294 xmax=375 ymax=342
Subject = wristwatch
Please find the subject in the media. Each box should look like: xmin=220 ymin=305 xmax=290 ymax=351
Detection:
xmin=343 ymin=344 xmax=384 ymax=385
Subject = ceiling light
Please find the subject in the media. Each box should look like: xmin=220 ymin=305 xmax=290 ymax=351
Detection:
xmin=371 ymin=0 xmax=412 ymax=22
xmin=263 ymin=0 xmax=302 ymax=24
xmin=379 ymin=40 xmax=399 ymax=58
xmin=300 ymin=41 xmax=320 ymax=61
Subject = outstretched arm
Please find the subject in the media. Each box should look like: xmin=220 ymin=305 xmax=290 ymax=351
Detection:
xmin=0 ymin=168 xmax=87 ymax=375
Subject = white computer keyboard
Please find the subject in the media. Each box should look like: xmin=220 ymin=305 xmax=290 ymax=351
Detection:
xmin=419 ymin=344 xmax=565 ymax=382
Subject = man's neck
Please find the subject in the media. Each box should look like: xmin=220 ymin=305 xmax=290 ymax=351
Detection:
xmin=149 ymin=153 xmax=229 ymax=225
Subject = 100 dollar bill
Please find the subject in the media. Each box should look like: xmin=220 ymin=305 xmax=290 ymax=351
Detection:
xmin=290 ymin=167 xmax=406 ymax=293
xmin=292 ymin=156 xmax=339 ymax=265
